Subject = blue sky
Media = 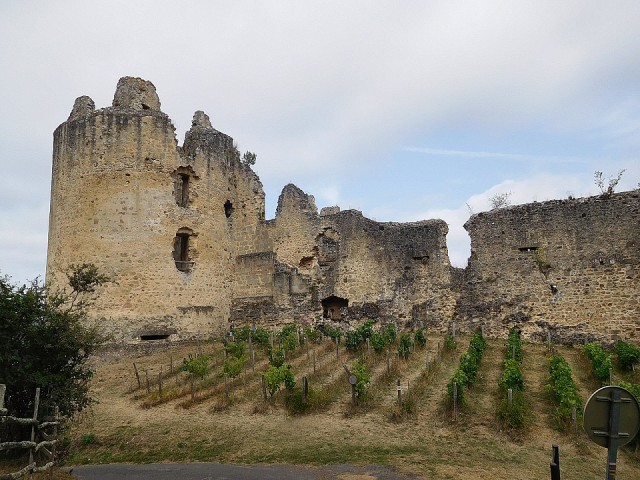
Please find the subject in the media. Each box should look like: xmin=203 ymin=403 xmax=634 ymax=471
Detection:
xmin=1 ymin=1 xmax=639 ymax=284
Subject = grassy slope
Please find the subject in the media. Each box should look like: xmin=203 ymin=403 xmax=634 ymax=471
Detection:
xmin=63 ymin=337 xmax=640 ymax=479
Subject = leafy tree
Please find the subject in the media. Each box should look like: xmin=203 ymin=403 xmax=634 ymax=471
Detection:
xmin=0 ymin=265 xmax=109 ymax=422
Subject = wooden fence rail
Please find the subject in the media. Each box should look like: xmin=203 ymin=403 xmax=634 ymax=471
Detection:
xmin=0 ymin=385 xmax=59 ymax=480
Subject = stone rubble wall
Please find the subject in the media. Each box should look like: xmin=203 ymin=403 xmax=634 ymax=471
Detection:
xmin=46 ymin=77 xmax=640 ymax=345
xmin=458 ymin=191 xmax=640 ymax=344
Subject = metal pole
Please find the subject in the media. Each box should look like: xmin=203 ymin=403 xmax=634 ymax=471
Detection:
xmin=550 ymin=444 xmax=560 ymax=480
xmin=606 ymin=388 xmax=622 ymax=480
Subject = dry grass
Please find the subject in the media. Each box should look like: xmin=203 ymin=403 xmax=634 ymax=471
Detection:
xmin=60 ymin=336 xmax=640 ymax=479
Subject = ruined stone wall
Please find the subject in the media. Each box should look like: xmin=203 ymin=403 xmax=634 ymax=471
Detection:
xmin=47 ymin=77 xmax=639 ymax=345
xmin=458 ymin=191 xmax=640 ymax=343
xmin=47 ymin=77 xmax=267 ymax=341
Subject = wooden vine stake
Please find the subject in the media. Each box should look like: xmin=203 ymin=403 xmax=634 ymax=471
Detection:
xmin=261 ymin=375 xmax=267 ymax=401
xmin=29 ymin=387 xmax=41 ymax=473
xmin=508 ymin=388 xmax=513 ymax=409
xmin=386 ymin=350 xmax=390 ymax=375
xmin=303 ymin=376 xmax=309 ymax=404
xmin=145 ymin=370 xmax=150 ymax=394
xmin=452 ymin=381 xmax=458 ymax=422
xmin=133 ymin=363 xmax=141 ymax=388
xmin=397 ymin=379 xmax=402 ymax=407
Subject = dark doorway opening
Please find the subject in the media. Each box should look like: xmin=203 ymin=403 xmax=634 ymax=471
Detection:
xmin=321 ymin=295 xmax=349 ymax=320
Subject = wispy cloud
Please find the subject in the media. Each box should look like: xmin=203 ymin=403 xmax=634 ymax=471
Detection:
xmin=403 ymin=146 xmax=586 ymax=164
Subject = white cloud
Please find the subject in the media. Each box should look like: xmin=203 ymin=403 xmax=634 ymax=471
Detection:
xmin=1 ymin=2 xmax=640 ymax=281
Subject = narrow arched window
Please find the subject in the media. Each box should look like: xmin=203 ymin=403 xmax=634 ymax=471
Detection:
xmin=173 ymin=228 xmax=195 ymax=272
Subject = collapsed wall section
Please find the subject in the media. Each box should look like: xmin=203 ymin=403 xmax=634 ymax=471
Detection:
xmin=458 ymin=191 xmax=640 ymax=343
xmin=229 ymin=183 xmax=456 ymax=329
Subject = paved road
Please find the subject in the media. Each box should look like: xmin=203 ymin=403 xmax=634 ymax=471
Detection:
xmin=70 ymin=463 xmax=420 ymax=479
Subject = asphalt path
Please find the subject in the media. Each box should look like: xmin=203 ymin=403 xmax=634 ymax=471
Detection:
xmin=70 ymin=463 xmax=420 ymax=479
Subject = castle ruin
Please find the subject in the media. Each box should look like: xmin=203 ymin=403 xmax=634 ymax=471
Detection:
xmin=46 ymin=77 xmax=640 ymax=344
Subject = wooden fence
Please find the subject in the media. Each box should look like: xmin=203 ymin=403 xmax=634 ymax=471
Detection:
xmin=0 ymin=384 xmax=59 ymax=480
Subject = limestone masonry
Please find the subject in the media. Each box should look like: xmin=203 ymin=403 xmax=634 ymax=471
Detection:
xmin=46 ymin=77 xmax=640 ymax=344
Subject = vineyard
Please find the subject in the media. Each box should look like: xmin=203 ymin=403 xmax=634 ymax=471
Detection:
xmin=68 ymin=325 xmax=640 ymax=479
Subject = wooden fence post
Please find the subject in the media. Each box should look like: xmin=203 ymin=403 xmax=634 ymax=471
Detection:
xmin=386 ymin=350 xmax=390 ymax=375
xmin=397 ymin=379 xmax=402 ymax=407
xmin=133 ymin=363 xmax=141 ymax=388
xmin=453 ymin=382 xmax=458 ymax=422
xmin=303 ymin=376 xmax=309 ymax=404
xmin=29 ymin=388 xmax=41 ymax=477
xmin=145 ymin=370 xmax=150 ymax=394
xmin=0 ymin=384 xmax=6 ymax=415
xmin=158 ymin=369 xmax=163 ymax=399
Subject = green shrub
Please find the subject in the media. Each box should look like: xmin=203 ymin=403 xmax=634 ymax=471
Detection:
xmin=499 ymin=359 xmax=525 ymax=392
xmin=547 ymin=355 xmax=582 ymax=428
xmin=303 ymin=326 xmax=322 ymax=343
xmin=459 ymin=352 xmax=479 ymax=383
xmin=397 ymin=333 xmax=413 ymax=360
xmin=414 ymin=328 xmax=427 ymax=348
xmin=618 ymin=381 xmax=640 ymax=402
xmin=445 ymin=335 xmax=456 ymax=351
xmin=615 ymin=341 xmax=640 ymax=371
xmin=447 ymin=368 xmax=468 ymax=406
xmin=233 ymin=325 xmax=251 ymax=342
xmin=383 ymin=322 xmax=397 ymax=343
xmin=224 ymin=340 xmax=246 ymax=359
xmin=351 ymin=357 xmax=371 ymax=399
xmin=251 ymin=327 xmax=271 ymax=348
xmin=496 ymin=389 xmax=531 ymax=430
xmin=584 ymin=342 xmax=613 ymax=384
xmin=182 ymin=354 xmax=210 ymax=379
xmin=323 ymin=325 xmax=343 ymax=341
xmin=345 ymin=329 xmax=364 ymax=352
xmin=262 ymin=364 xmax=295 ymax=397
xmin=223 ymin=356 xmax=243 ymax=378
xmin=505 ymin=328 xmax=523 ymax=362
xmin=370 ymin=331 xmax=389 ymax=353
xmin=268 ymin=348 xmax=286 ymax=368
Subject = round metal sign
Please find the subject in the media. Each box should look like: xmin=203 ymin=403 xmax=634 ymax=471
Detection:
xmin=348 ymin=374 xmax=358 ymax=385
xmin=584 ymin=386 xmax=640 ymax=448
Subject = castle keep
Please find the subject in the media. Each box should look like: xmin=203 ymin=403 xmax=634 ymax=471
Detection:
xmin=46 ymin=77 xmax=640 ymax=344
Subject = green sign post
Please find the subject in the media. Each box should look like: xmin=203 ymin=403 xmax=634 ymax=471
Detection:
xmin=583 ymin=386 xmax=640 ymax=479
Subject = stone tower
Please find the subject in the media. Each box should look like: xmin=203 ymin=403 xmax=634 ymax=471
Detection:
xmin=47 ymin=77 xmax=265 ymax=341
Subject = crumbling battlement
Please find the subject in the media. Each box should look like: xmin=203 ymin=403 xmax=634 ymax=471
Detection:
xmin=46 ymin=77 xmax=639 ymax=344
